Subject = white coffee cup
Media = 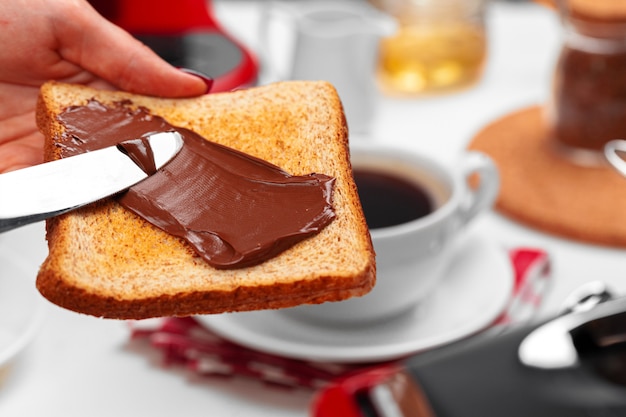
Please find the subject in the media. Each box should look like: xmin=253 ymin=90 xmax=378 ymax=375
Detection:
xmin=282 ymin=143 xmax=500 ymax=326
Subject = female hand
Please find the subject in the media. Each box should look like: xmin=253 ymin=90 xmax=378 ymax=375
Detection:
xmin=0 ymin=0 xmax=208 ymax=173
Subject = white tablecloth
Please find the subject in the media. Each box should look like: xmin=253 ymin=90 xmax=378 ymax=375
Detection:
xmin=2 ymin=2 xmax=626 ymax=416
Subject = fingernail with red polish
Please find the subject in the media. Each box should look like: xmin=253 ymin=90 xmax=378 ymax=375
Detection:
xmin=179 ymin=67 xmax=214 ymax=94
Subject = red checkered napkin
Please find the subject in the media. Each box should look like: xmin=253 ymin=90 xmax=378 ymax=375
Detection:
xmin=128 ymin=248 xmax=551 ymax=389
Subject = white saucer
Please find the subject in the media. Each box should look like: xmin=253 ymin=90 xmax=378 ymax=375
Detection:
xmin=197 ymin=234 xmax=514 ymax=363
xmin=0 ymin=227 xmax=47 ymax=370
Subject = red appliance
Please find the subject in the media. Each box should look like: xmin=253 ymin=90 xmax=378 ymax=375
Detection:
xmin=89 ymin=0 xmax=259 ymax=92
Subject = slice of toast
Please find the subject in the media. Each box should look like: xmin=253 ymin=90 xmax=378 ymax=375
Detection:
xmin=35 ymin=81 xmax=375 ymax=319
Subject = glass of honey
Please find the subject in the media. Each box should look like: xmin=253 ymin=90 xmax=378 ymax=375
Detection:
xmin=369 ymin=0 xmax=488 ymax=96
xmin=546 ymin=0 xmax=626 ymax=163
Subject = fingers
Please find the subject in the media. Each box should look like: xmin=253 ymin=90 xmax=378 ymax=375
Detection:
xmin=0 ymin=132 xmax=44 ymax=173
xmin=56 ymin=1 xmax=209 ymax=98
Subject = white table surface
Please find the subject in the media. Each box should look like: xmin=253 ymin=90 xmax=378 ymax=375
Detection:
xmin=3 ymin=1 xmax=626 ymax=416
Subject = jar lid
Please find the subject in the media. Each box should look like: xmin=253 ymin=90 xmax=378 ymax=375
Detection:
xmin=569 ymin=0 xmax=626 ymax=20
xmin=538 ymin=0 xmax=626 ymax=21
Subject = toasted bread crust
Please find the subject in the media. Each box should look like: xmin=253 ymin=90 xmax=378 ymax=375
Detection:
xmin=35 ymin=81 xmax=375 ymax=319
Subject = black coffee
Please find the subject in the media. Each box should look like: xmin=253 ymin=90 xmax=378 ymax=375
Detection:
xmin=354 ymin=169 xmax=434 ymax=229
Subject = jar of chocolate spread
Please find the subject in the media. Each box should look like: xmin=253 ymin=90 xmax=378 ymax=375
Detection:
xmin=546 ymin=0 xmax=626 ymax=161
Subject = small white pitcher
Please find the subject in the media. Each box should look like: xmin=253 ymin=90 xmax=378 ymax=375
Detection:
xmin=259 ymin=1 xmax=396 ymax=134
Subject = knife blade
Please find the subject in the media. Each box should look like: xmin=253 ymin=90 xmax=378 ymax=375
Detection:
xmin=0 ymin=131 xmax=183 ymax=232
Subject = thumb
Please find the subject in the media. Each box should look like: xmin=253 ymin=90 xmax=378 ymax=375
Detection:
xmin=59 ymin=5 xmax=209 ymax=97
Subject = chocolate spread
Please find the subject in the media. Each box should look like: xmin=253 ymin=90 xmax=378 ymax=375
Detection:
xmin=549 ymin=5 xmax=626 ymax=151
xmin=56 ymin=99 xmax=336 ymax=269
xmin=117 ymin=137 xmax=157 ymax=175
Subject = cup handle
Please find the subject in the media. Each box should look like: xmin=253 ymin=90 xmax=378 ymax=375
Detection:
xmin=258 ymin=2 xmax=296 ymax=82
xmin=604 ymin=139 xmax=626 ymax=177
xmin=458 ymin=151 xmax=500 ymax=226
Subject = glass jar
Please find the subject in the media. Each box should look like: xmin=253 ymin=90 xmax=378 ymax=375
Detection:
xmin=369 ymin=0 xmax=488 ymax=96
xmin=546 ymin=0 xmax=626 ymax=161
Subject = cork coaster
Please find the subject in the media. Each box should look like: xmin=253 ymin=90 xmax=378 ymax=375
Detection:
xmin=468 ymin=105 xmax=626 ymax=247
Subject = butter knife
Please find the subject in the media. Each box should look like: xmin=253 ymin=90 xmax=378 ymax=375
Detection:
xmin=0 ymin=131 xmax=183 ymax=232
